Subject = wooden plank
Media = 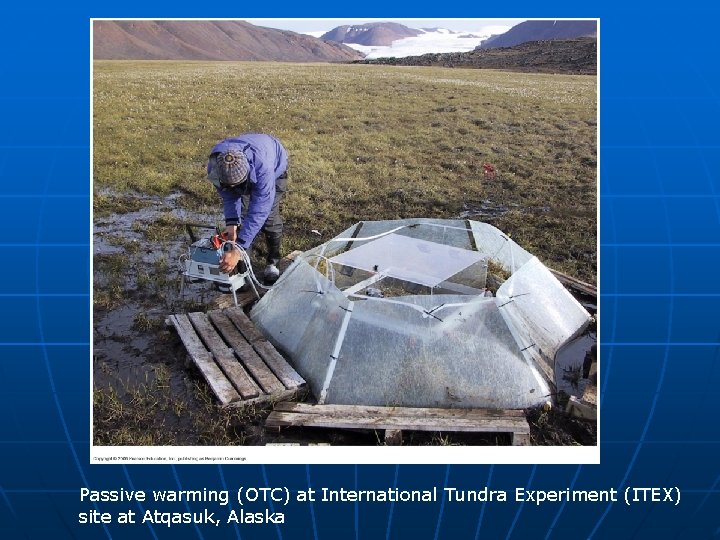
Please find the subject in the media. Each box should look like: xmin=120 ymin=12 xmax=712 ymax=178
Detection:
xmin=187 ymin=312 xmax=261 ymax=399
xmin=209 ymin=289 xmax=258 ymax=311
xmin=168 ymin=314 xmax=240 ymax=406
xmin=265 ymin=411 xmax=529 ymax=433
xmin=273 ymin=402 xmax=525 ymax=419
xmin=207 ymin=310 xmax=285 ymax=394
xmin=550 ymin=269 xmax=597 ymax=297
xmin=224 ymin=308 xmax=305 ymax=389
xmin=226 ymin=387 xmax=308 ymax=409
xmin=252 ymin=340 xmax=306 ymax=389
xmin=224 ymin=306 xmax=265 ymax=342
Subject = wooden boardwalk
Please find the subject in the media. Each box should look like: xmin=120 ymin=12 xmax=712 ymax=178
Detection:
xmin=266 ymin=402 xmax=531 ymax=445
xmin=167 ymin=307 xmax=305 ymax=407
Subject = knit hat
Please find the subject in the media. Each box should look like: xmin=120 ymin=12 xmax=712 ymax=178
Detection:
xmin=212 ymin=150 xmax=249 ymax=187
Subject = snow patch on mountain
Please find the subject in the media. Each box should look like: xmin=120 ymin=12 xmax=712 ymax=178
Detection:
xmin=316 ymin=26 xmax=512 ymax=59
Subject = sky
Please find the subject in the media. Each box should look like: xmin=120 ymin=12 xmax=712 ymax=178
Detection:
xmin=244 ymin=18 xmax=527 ymax=59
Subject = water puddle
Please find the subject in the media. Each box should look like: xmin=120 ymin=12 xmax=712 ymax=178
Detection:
xmin=458 ymin=200 xmax=512 ymax=219
xmin=457 ymin=199 xmax=550 ymax=219
xmin=554 ymin=332 xmax=596 ymax=397
xmin=93 ymin=190 xmax=225 ymax=396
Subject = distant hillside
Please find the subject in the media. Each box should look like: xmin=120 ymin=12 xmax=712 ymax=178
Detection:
xmin=321 ymin=22 xmax=422 ymax=46
xmin=479 ymin=20 xmax=596 ymax=49
xmin=93 ymin=20 xmax=363 ymax=62
xmin=354 ymin=38 xmax=597 ymax=75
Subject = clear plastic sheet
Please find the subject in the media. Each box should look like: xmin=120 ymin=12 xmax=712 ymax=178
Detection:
xmin=250 ymin=219 xmax=591 ymax=409
xmin=469 ymin=220 xmax=533 ymax=273
xmin=252 ymin=259 xmax=351 ymax=400
xmin=496 ymin=256 xmax=591 ymax=380
xmin=329 ymin=233 xmax=486 ymax=288
xmin=325 ymin=295 xmax=549 ymax=408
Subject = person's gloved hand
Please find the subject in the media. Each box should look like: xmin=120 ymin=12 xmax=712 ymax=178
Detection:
xmin=219 ymin=246 xmax=241 ymax=274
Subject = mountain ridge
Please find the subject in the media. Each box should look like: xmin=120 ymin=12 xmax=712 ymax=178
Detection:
xmin=479 ymin=20 xmax=596 ymax=50
xmin=93 ymin=20 xmax=363 ymax=62
xmin=321 ymin=22 xmax=423 ymax=46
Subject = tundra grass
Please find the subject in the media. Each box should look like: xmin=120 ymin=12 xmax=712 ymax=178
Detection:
xmin=93 ymin=61 xmax=596 ymax=446
xmin=93 ymin=367 xmax=257 ymax=446
xmin=94 ymin=60 xmax=597 ymax=282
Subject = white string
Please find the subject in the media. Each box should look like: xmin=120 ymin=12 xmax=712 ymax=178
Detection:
xmin=326 ymin=225 xmax=406 ymax=243
xmin=302 ymin=253 xmax=337 ymax=293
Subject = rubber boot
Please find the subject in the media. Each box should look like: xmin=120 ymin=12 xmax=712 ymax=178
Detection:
xmin=264 ymin=233 xmax=282 ymax=284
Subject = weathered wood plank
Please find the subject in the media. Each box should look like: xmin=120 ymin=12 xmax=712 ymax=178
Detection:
xmin=207 ymin=310 xmax=285 ymax=394
xmin=267 ymin=403 xmax=530 ymax=435
xmin=224 ymin=308 xmax=305 ymax=389
xmin=187 ymin=312 xmax=260 ymax=399
xmin=226 ymin=387 xmax=307 ymax=409
xmin=265 ymin=411 xmax=529 ymax=433
xmin=550 ymin=269 xmax=597 ymax=297
xmin=251 ymin=341 xmax=306 ymax=389
xmin=167 ymin=314 xmax=240 ymax=406
xmin=209 ymin=289 xmax=258 ymax=311
xmin=224 ymin=306 xmax=266 ymax=342
xmin=273 ymin=402 xmax=525 ymax=418
xmin=265 ymin=403 xmax=530 ymax=434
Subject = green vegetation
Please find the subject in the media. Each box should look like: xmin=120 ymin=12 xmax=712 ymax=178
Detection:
xmin=93 ymin=365 xmax=257 ymax=446
xmin=94 ymin=60 xmax=596 ymax=281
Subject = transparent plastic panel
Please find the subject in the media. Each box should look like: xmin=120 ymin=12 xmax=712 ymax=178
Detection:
xmin=469 ymin=221 xmax=533 ymax=273
xmin=303 ymin=222 xmax=363 ymax=259
xmin=289 ymin=285 xmax=351 ymax=400
xmin=327 ymin=219 xmax=475 ymax=251
xmin=329 ymin=233 xmax=486 ymax=288
xmin=436 ymin=258 xmax=488 ymax=293
xmin=251 ymin=260 xmax=329 ymax=355
xmin=496 ymin=256 xmax=591 ymax=372
xmin=251 ymin=260 xmax=350 ymax=399
xmin=324 ymin=295 xmax=549 ymax=408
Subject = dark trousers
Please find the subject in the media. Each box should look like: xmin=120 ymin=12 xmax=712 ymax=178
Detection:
xmin=241 ymin=170 xmax=288 ymax=264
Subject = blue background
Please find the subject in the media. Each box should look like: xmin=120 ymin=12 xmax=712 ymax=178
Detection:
xmin=2 ymin=3 xmax=720 ymax=539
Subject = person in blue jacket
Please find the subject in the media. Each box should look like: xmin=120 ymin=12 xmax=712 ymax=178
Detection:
xmin=207 ymin=133 xmax=289 ymax=283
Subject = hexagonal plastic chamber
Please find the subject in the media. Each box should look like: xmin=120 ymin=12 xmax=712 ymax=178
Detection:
xmin=250 ymin=219 xmax=590 ymax=409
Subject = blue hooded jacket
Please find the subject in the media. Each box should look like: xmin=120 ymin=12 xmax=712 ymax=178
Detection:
xmin=208 ymin=133 xmax=288 ymax=249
